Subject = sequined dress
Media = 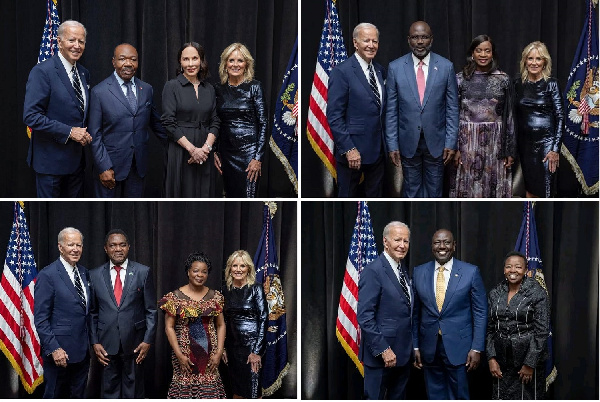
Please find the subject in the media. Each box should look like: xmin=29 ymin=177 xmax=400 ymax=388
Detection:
xmin=449 ymin=71 xmax=516 ymax=198
xmin=159 ymin=289 xmax=226 ymax=399
xmin=486 ymin=276 xmax=549 ymax=399
xmin=221 ymin=283 xmax=268 ymax=398
xmin=214 ymin=80 xmax=267 ymax=198
xmin=514 ymin=77 xmax=564 ymax=198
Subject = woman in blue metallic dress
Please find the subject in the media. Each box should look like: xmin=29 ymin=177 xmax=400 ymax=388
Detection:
xmin=221 ymin=250 xmax=267 ymax=398
xmin=214 ymin=43 xmax=267 ymax=198
xmin=514 ymin=41 xmax=564 ymax=198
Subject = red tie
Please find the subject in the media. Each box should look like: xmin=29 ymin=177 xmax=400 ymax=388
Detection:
xmin=114 ymin=266 xmax=123 ymax=306
xmin=417 ymin=60 xmax=426 ymax=105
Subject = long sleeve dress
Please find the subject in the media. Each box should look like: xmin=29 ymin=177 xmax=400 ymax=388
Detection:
xmin=214 ymin=80 xmax=267 ymax=198
xmin=514 ymin=77 xmax=564 ymax=198
xmin=449 ymin=70 xmax=516 ymax=198
xmin=486 ymin=276 xmax=550 ymax=399
xmin=161 ymin=74 xmax=220 ymax=197
xmin=221 ymin=283 xmax=268 ymax=398
xmin=159 ymin=289 xmax=226 ymax=399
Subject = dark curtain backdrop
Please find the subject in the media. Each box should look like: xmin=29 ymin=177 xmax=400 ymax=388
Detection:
xmin=301 ymin=0 xmax=591 ymax=197
xmin=4 ymin=0 xmax=298 ymax=198
xmin=301 ymin=201 xmax=599 ymax=399
xmin=0 ymin=201 xmax=297 ymax=398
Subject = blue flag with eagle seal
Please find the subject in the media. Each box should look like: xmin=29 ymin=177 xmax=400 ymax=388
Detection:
xmin=253 ymin=202 xmax=289 ymax=395
xmin=270 ymin=38 xmax=298 ymax=194
xmin=514 ymin=201 xmax=557 ymax=390
xmin=562 ymin=0 xmax=599 ymax=195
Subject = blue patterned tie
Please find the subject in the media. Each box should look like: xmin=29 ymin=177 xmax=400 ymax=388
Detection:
xmin=71 ymin=66 xmax=84 ymax=115
xmin=124 ymin=80 xmax=137 ymax=113
xmin=368 ymin=64 xmax=381 ymax=109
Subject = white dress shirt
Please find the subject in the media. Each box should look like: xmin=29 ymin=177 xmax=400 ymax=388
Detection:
xmin=110 ymin=259 xmax=129 ymax=288
xmin=114 ymin=71 xmax=137 ymax=98
xmin=383 ymin=251 xmax=411 ymax=304
xmin=58 ymin=52 xmax=87 ymax=108
xmin=59 ymin=255 xmax=88 ymax=303
xmin=412 ymin=52 xmax=431 ymax=83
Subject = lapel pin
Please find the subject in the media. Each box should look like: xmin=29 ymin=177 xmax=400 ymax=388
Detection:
xmin=434 ymin=66 xmax=438 ymax=71
xmin=454 ymin=274 xmax=458 ymax=277
xmin=129 ymin=272 xmax=134 ymax=276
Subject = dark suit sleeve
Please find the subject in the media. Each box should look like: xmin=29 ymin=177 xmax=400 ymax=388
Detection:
xmin=251 ymin=82 xmax=268 ymax=161
xmin=470 ymin=266 xmax=488 ymax=352
xmin=384 ymin=63 xmax=399 ymax=152
xmin=23 ymin=66 xmax=72 ymax=143
xmin=411 ymin=270 xmax=421 ymax=349
xmin=327 ymin=66 xmax=355 ymax=155
xmin=147 ymin=86 xmax=168 ymax=147
xmin=357 ymin=265 xmax=388 ymax=357
xmin=444 ymin=62 xmax=459 ymax=150
xmin=88 ymin=88 xmax=113 ymax=174
xmin=34 ymin=270 xmax=61 ymax=356
xmin=88 ymin=273 xmax=100 ymax=345
xmin=252 ymin=284 xmax=268 ymax=356
xmin=142 ymin=268 xmax=158 ymax=345
xmin=485 ymin=289 xmax=497 ymax=360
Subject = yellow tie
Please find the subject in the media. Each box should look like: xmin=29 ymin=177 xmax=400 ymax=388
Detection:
xmin=436 ymin=265 xmax=446 ymax=312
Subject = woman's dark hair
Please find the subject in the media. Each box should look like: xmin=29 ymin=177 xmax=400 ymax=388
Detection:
xmin=176 ymin=42 xmax=210 ymax=80
xmin=184 ymin=251 xmax=212 ymax=274
xmin=503 ymin=250 xmax=527 ymax=267
xmin=462 ymin=34 xmax=499 ymax=80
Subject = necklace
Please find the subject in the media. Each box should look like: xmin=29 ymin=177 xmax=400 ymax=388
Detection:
xmin=227 ymin=79 xmax=244 ymax=88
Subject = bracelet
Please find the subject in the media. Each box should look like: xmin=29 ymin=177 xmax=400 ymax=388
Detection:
xmin=204 ymin=143 xmax=213 ymax=152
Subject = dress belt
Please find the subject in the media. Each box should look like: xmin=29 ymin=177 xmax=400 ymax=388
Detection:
xmin=177 ymin=121 xmax=204 ymax=128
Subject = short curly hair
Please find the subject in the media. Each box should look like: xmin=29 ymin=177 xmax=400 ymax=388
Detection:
xmin=184 ymin=251 xmax=212 ymax=274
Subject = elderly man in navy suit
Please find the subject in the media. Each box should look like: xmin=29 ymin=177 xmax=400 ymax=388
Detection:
xmin=23 ymin=20 xmax=92 ymax=198
xmin=34 ymin=227 xmax=91 ymax=398
xmin=385 ymin=21 xmax=459 ymax=197
xmin=327 ymin=22 xmax=386 ymax=197
xmin=412 ymin=229 xmax=487 ymax=399
xmin=88 ymin=229 xmax=157 ymax=398
xmin=88 ymin=43 xmax=167 ymax=197
xmin=358 ymin=221 xmax=413 ymax=399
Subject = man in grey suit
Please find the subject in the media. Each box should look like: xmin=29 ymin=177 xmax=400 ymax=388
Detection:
xmin=385 ymin=21 xmax=459 ymax=197
xmin=89 ymin=229 xmax=157 ymax=398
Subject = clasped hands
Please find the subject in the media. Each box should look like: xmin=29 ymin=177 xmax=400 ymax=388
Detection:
xmin=413 ymin=349 xmax=480 ymax=372
xmin=187 ymin=144 xmax=211 ymax=165
xmin=489 ymin=358 xmax=534 ymax=384
xmin=69 ymin=127 xmax=92 ymax=146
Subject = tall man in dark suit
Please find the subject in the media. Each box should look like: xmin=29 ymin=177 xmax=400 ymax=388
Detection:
xmin=34 ymin=227 xmax=91 ymax=398
xmin=358 ymin=221 xmax=413 ymax=399
xmin=88 ymin=229 xmax=157 ymax=398
xmin=88 ymin=44 xmax=167 ymax=197
xmin=412 ymin=229 xmax=487 ymax=399
xmin=327 ymin=22 xmax=386 ymax=197
xmin=385 ymin=21 xmax=459 ymax=197
xmin=23 ymin=20 xmax=92 ymax=198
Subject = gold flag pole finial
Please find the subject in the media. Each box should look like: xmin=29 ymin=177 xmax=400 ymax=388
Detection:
xmin=265 ymin=202 xmax=277 ymax=218
xmin=17 ymin=201 xmax=25 ymax=209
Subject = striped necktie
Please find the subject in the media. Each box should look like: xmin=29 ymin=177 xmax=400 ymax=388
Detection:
xmin=397 ymin=266 xmax=410 ymax=303
xmin=73 ymin=268 xmax=86 ymax=308
xmin=71 ymin=65 xmax=84 ymax=115
xmin=367 ymin=64 xmax=381 ymax=109
xmin=124 ymin=80 xmax=137 ymax=113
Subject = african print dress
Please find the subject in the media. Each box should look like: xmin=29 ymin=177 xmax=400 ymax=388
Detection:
xmin=159 ymin=289 xmax=226 ymax=399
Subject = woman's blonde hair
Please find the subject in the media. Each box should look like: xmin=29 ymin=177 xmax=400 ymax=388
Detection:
xmin=218 ymin=43 xmax=255 ymax=84
xmin=519 ymin=41 xmax=552 ymax=82
xmin=224 ymin=250 xmax=257 ymax=290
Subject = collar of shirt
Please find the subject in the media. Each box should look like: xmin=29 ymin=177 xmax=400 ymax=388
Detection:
xmin=110 ymin=259 xmax=129 ymax=271
xmin=383 ymin=251 xmax=400 ymax=271
xmin=412 ymin=52 xmax=431 ymax=68
xmin=59 ymin=255 xmax=77 ymax=273
xmin=114 ymin=71 xmax=137 ymax=97
xmin=435 ymin=257 xmax=453 ymax=273
xmin=58 ymin=52 xmax=76 ymax=76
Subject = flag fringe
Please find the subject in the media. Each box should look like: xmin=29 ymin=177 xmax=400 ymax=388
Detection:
xmin=307 ymin=128 xmax=337 ymax=180
xmin=335 ymin=327 xmax=364 ymax=377
xmin=268 ymin=137 xmax=298 ymax=194
xmin=546 ymin=364 xmax=557 ymax=391
xmin=561 ymin=143 xmax=599 ymax=195
xmin=0 ymin=339 xmax=43 ymax=394
xmin=262 ymin=362 xmax=290 ymax=396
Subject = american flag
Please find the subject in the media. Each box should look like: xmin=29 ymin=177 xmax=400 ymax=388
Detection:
xmin=306 ymin=0 xmax=347 ymax=181
xmin=253 ymin=202 xmax=290 ymax=396
xmin=514 ymin=201 xmax=557 ymax=390
xmin=27 ymin=0 xmax=61 ymax=139
xmin=336 ymin=201 xmax=377 ymax=376
xmin=0 ymin=202 xmax=43 ymax=394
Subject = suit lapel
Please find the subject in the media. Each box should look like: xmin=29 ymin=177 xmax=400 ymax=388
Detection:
xmin=422 ymin=53 xmax=438 ymax=108
xmin=102 ymin=263 xmax=118 ymax=306
xmin=352 ymin=56 xmax=380 ymax=107
xmin=427 ymin=262 xmax=437 ymax=307
xmin=77 ymin=65 xmax=90 ymax=120
xmin=441 ymin=260 xmax=462 ymax=313
xmin=381 ymin=254 xmax=410 ymax=307
xmin=108 ymin=74 xmax=136 ymax=115
xmin=403 ymin=56 xmax=421 ymax=108
xmin=121 ymin=262 xmax=136 ymax=305
xmin=53 ymin=56 xmax=82 ymax=117
xmin=56 ymin=260 xmax=85 ymax=312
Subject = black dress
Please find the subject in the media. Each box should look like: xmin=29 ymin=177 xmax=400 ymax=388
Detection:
xmin=514 ymin=77 xmax=564 ymax=197
xmin=214 ymin=80 xmax=267 ymax=198
xmin=161 ymin=74 xmax=220 ymax=197
xmin=486 ymin=276 xmax=550 ymax=399
xmin=222 ymin=283 xmax=267 ymax=398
